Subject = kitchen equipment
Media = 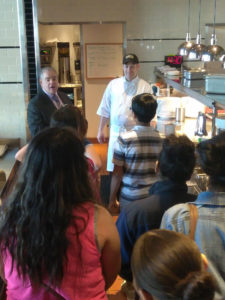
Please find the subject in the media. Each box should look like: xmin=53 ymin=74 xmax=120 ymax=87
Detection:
xmin=188 ymin=0 xmax=206 ymax=60
xmin=73 ymin=42 xmax=81 ymax=83
xmin=175 ymin=107 xmax=185 ymax=123
xmin=215 ymin=116 xmax=225 ymax=134
xmin=201 ymin=0 xmax=224 ymax=62
xmin=40 ymin=46 xmax=54 ymax=67
xmin=195 ymin=112 xmax=208 ymax=136
xmin=183 ymin=68 xmax=206 ymax=79
xmin=156 ymin=120 xmax=175 ymax=136
xmin=165 ymin=55 xmax=183 ymax=69
xmin=181 ymin=96 xmax=205 ymax=118
xmin=183 ymin=78 xmax=204 ymax=88
xmin=205 ymin=74 xmax=225 ymax=94
xmin=178 ymin=0 xmax=194 ymax=56
xmin=57 ymin=42 xmax=71 ymax=84
xmin=156 ymin=97 xmax=181 ymax=120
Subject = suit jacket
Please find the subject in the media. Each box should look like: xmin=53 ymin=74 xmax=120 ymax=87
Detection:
xmin=27 ymin=89 xmax=71 ymax=137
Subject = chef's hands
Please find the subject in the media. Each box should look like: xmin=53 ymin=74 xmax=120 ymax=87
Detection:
xmin=97 ymin=130 xmax=105 ymax=144
xmin=97 ymin=116 xmax=109 ymax=144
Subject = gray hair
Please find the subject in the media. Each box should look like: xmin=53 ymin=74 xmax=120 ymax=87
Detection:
xmin=39 ymin=66 xmax=57 ymax=80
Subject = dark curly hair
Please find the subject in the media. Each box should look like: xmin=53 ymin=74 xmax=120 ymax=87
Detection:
xmin=0 ymin=127 xmax=93 ymax=286
xmin=159 ymin=134 xmax=196 ymax=182
xmin=197 ymin=131 xmax=225 ymax=189
xmin=131 ymin=229 xmax=216 ymax=300
xmin=50 ymin=105 xmax=88 ymax=139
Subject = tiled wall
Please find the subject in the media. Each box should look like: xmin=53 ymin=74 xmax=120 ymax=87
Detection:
xmin=37 ymin=0 xmax=225 ymax=83
xmin=0 ymin=0 xmax=27 ymax=145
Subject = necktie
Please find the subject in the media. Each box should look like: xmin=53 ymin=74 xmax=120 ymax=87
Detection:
xmin=52 ymin=94 xmax=61 ymax=109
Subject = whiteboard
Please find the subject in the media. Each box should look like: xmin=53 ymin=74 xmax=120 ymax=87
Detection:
xmin=85 ymin=43 xmax=123 ymax=79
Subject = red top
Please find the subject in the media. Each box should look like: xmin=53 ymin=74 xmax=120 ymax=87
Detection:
xmin=3 ymin=202 xmax=107 ymax=300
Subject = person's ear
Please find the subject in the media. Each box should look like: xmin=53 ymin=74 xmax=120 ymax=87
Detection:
xmin=201 ymin=253 xmax=208 ymax=270
xmin=133 ymin=111 xmax=137 ymax=119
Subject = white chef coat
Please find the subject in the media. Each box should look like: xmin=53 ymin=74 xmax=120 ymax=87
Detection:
xmin=97 ymin=76 xmax=152 ymax=171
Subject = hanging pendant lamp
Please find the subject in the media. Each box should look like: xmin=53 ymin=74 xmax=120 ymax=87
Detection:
xmin=178 ymin=0 xmax=194 ymax=56
xmin=201 ymin=0 xmax=224 ymax=62
xmin=188 ymin=0 xmax=206 ymax=60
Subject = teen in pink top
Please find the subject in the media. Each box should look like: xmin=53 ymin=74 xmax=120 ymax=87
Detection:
xmin=0 ymin=128 xmax=120 ymax=300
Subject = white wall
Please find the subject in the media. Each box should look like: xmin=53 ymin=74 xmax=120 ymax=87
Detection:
xmin=82 ymin=23 xmax=123 ymax=138
xmin=0 ymin=0 xmax=27 ymax=145
xmin=37 ymin=0 xmax=225 ymax=81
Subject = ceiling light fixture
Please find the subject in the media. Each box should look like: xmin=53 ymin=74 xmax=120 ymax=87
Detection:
xmin=188 ymin=0 xmax=206 ymax=60
xmin=178 ymin=0 xmax=194 ymax=56
xmin=201 ymin=0 xmax=224 ymax=62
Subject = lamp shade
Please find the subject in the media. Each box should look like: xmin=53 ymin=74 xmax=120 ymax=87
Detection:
xmin=202 ymin=0 xmax=224 ymax=61
xmin=188 ymin=0 xmax=206 ymax=60
xmin=188 ymin=34 xmax=207 ymax=59
xmin=177 ymin=0 xmax=194 ymax=56
xmin=201 ymin=34 xmax=225 ymax=61
xmin=178 ymin=33 xmax=194 ymax=56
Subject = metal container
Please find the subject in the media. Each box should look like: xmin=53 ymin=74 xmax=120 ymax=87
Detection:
xmin=183 ymin=69 xmax=206 ymax=80
xmin=205 ymin=74 xmax=225 ymax=94
xmin=183 ymin=78 xmax=204 ymax=88
xmin=195 ymin=112 xmax=207 ymax=136
xmin=175 ymin=107 xmax=185 ymax=123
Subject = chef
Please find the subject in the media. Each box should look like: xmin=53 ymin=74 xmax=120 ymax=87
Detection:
xmin=97 ymin=53 xmax=152 ymax=172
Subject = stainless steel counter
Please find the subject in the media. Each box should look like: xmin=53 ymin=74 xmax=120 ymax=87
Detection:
xmin=156 ymin=117 xmax=212 ymax=143
xmin=155 ymin=69 xmax=225 ymax=136
xmin=155 ymin=69 xmax=225 ymax=110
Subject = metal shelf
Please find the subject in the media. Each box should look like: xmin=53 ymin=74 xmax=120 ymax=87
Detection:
xmin=155 ymin=69 xmax=225 ymax=110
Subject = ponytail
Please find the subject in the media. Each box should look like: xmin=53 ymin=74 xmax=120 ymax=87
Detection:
xmin=175 ymin=271 xmax=216 ymax=300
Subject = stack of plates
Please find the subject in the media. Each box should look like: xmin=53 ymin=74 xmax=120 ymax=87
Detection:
xmin=156 ymin=97 xmax=181 ymax=120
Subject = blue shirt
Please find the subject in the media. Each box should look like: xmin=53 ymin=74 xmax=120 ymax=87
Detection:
xmin=161 ymin=191 xmax=225 ymax=300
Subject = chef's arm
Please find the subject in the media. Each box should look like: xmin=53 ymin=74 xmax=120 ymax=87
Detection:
xmin=97 ymin=116 xmax=109 ymax=144
xmin=108 ymin=165 xmax=123 ymax=210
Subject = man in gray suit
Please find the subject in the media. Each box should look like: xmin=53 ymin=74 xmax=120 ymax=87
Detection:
xmin=27 ymin=67 xmax=71 ymax=137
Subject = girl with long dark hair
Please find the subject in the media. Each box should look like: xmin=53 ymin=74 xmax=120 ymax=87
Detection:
xmin=0 ymin=127 xmax=120 ymax=299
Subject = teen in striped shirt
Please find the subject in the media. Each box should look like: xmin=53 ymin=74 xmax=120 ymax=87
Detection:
xmin=109 ymin=93 xmax=162 ymax=211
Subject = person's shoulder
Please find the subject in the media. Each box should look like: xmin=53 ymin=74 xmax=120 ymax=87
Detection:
xmin=108 ymin=76 xmax=124 ymax=87
xmin=112 ymin=76 xmax=123 ymax=83
xmin=28 ymin=90 xmax=48 ymax=106
xmin=148 ymin=128 xmax=162 ymax=140
xmin=117 ymin=130 xmax=137 ymax=147
xmin=95 ymin=204 xmax=112 ymax=219
xmin=95 ymin=204 xmax=117 ymax=236
xmin=28 ymin=93 xmax=41 ymax=104
xmin=138 ymin=77 xmax=151 ymax=86
xmin=127 ymin=195 xmax=159 ymax=214
xmin=58 ymin=91 xmax=71 ymax=104
xmin=119 ymin=196 xmax=160 ymax=229
xmin=120 ymin=129 xmax=136 ymax=140
xmin=164 ymin=202 xmax=190 ymax=219
xmin=58 ymin=90 xmax=68 ymax=97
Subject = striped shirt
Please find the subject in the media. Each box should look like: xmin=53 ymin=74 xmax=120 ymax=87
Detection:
xmin=113 ymin=125 xmax=162 ymax=206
